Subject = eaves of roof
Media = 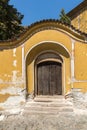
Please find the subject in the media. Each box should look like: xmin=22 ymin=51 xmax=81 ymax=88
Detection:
xmin=0 ymin=19 xmax=87 ymax=50
xmin=67 ymin=0 xmax=87 ymax=20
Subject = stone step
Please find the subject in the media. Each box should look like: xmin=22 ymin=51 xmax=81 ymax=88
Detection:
xmin=23 ymin=107 xmax=73 ymax=115
xmin=25 ymin=105 xmax=73 ymax=111
xmin=25 ymin=102 xmax=72 ymax=108
xmin=23 ymin=111 xmax=72 ymax=115
xmin=22 ymin=110 xmax=58 ymax=115
xmin=34 ymin=95 xmax=64 ymax=99
xmin=23 ymin=96 xmax=73 ymax=115
xmin=34 ymin=95 xmax=65 ymax=102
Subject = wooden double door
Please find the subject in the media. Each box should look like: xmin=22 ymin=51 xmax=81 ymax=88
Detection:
xmin=37 ymin=61 xmax=62 ymax=95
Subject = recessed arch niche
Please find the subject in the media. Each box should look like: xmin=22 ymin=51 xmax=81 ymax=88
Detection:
xmin=35 ymin=51 xmax=63 ymax=95
xmin=25 ymin=42 xmax=70 ymax=96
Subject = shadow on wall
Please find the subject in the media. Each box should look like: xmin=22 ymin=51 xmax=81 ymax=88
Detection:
xmin=26 ymin=42 xmax=70 ymax=65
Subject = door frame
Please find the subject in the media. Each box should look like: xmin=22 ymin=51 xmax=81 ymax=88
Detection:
xmin=34 ymin=51 xmax=64 ymax=96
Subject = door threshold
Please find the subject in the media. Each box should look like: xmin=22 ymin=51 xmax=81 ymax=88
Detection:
xmin=34 ymin=95 xmax=64 ymax=102
xmin=35 ymin=95 xmax=64 ymax=98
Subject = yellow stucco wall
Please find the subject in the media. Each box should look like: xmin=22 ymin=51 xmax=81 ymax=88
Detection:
xmin=73 ymin=41 xmax=87 ymax=92
xmin=24 ymin=30 xmax=72 ymax=55
xmin=75 ymin=42 xmax=87 ymax=80
xmin=71 ymin=9 xmax=87 ymax=33
xmin=0 ymin=47 xmax=22 ymax=80
xmin=0 ymin=46 xmax=23 ymax=103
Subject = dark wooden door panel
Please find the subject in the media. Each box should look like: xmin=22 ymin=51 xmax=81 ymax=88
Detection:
xmin=37 ymin=61 xmax=62 ymax=95
xmin=37 ymin=63 xmax=50 ymax=95
xmin=42 ymin=65 xmax=49 ymax=95
xmin=37 ymin=64 xmax=42 ymax=95
xmin=50 ymin=63 xmax=55 ymax=95
xmin=55 ymin=63 xmax=62 ymax=95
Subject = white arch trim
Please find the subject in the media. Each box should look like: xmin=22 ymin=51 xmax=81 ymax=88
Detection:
xmin=25 ymin=41 xmax=71 ymax=61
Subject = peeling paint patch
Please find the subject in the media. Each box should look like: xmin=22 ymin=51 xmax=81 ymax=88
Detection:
xmin=4 ymin=74 xmax=7 ymax=77
xmin=0 ymin=86 xmax=25 ymax=95
xmin=71 ymin=89 xmax=87 ymax=109
xmin=11 ymin=71 xmax=24 ymax=87
xmin=13 ymin=60 xmax=17 ymax=67
xmin=12 ymin=70 xmax=18 ymax=82
xmin=0 ymin=95 xmax=25 ymax=110
xmin=0 ymin=94 xmax=11 ymax=103
xmin=0 ymin=115 xmax=5 ymax=121
xmin=13 ymin=48 xmax=16 ymax=57
xmin=0 ymin=78 xmax=3 ymax=84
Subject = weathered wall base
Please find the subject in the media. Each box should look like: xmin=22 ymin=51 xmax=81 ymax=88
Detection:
xmin=0 ymin=85 xmax=26 ymax=112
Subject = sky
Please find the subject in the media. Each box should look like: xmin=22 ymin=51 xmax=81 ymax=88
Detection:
xmin=9 ymin=0 xmax=83 ymax=26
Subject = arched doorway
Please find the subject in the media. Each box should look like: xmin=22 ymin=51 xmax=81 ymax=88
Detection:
xmin=25 ymin=41 xmax=70 ymax=96
xmin=35 ymin=52 xmax=63 ymax=96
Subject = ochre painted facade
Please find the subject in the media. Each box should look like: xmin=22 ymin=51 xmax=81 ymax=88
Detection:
xmin=0 ymin=1 xmax=87 ymax=109
xmin=67 ymin=0 xmax=87 ymax=33
xmin=71 ymin=9 xmax=87 ymax=33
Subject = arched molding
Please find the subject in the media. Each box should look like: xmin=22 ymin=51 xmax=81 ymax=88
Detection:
xmin=25 ymin=41 xmax=71 ymax=62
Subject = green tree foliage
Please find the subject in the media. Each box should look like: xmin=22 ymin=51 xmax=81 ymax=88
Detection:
xmin=59 ymin=9 xmax=71 ymax=25
xmin=0 ymin=0 xmax=24 ymax=40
